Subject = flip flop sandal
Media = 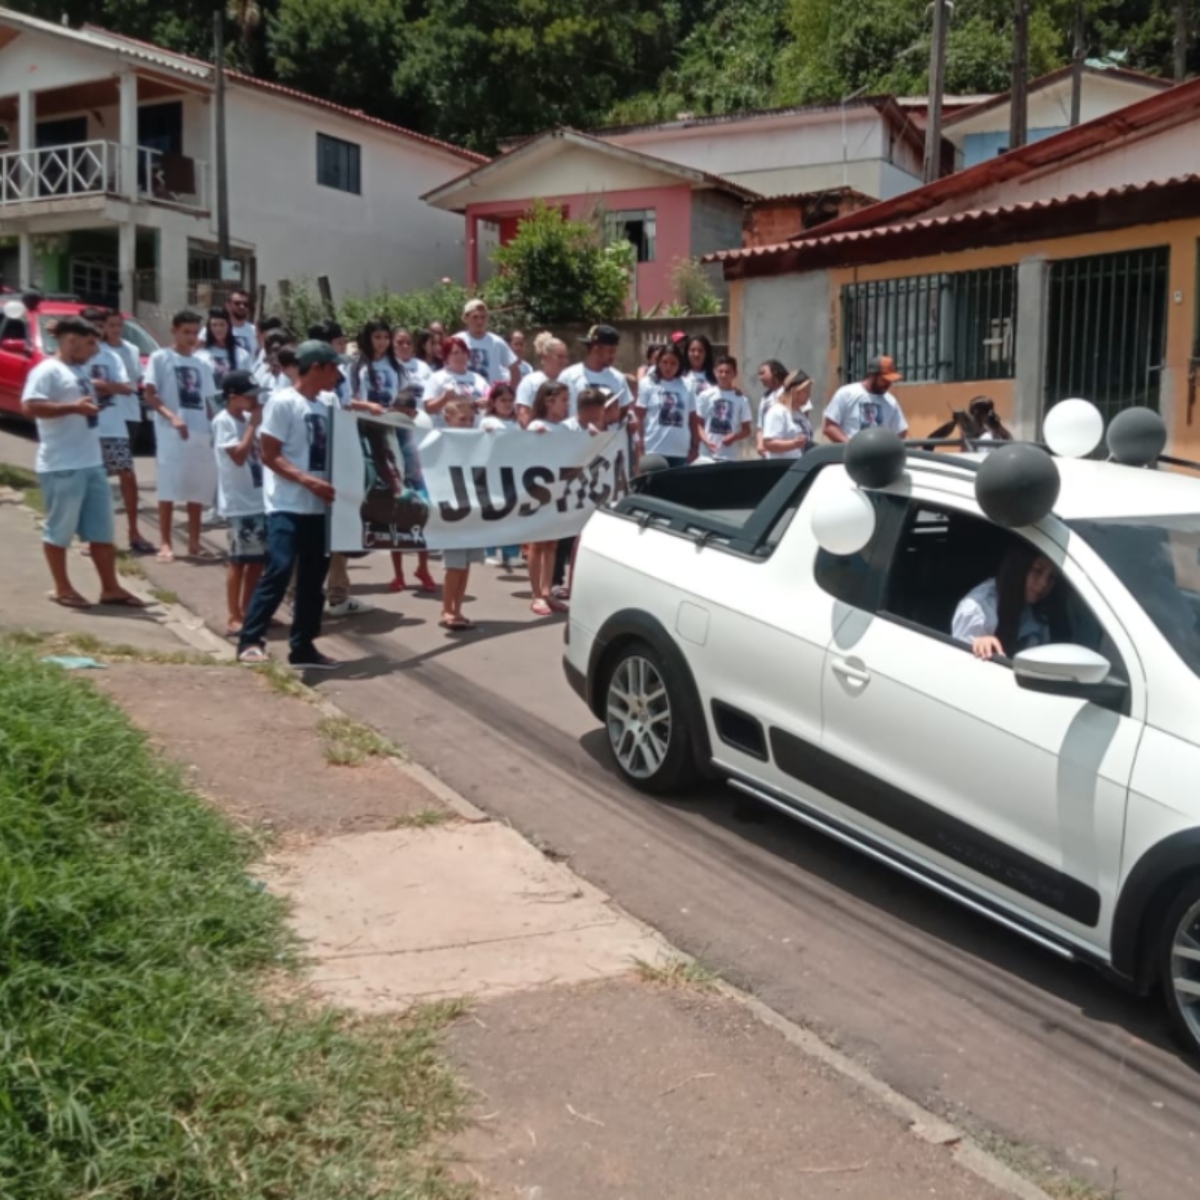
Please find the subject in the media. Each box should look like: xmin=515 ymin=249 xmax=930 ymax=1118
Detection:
xmin=156 ymin=548 xmax=175 ymax=563
xmin=415 ymin=571 xmax=438 ymax=593
xmin=187 ymin=548 xmax=222 ymax=562
xmin=447 ymin=616 xmax=475 ymax=630
xmin=530 ymin=599 xmax=553 ymax=617
xmin=49 ymin=592 xmax=93 ymax=609
xmin=129 ymin=538 xmax=157 ymax=555
xmin=99 ymin=594 xmax=150 ymax=608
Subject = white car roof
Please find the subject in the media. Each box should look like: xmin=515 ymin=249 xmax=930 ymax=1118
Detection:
xmin=915 ymin=454 xmax=1200 ymax=521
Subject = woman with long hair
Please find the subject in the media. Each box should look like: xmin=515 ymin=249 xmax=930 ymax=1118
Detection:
xmin=416 ymin=327 xmax=445 ymax=372
xmin=952 ymin=544 xmax=1059 ymax=660
xmin=393 ymin=326 xmax=432 ymax=387
xmin=755 ymin=359 xmax=789 ymax=457
xmin=635 ymin=341 xmax=696 ymax=467
xmin=683 ymin=334 xmax=717 ymax=394
xmin=197 ymin=307 xmax=249 ymax=386
xmin=351 ymin=319 xmax=402 ymax=407
xmin=760 ymin=368 xmax=813 ymax=460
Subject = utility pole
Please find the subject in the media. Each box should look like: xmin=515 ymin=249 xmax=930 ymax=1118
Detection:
xmin=214 ymin=13 xmax=232 ymax=267
xmin=1176 ymin=0 xmax=1190 ymax=82
xmin=1009 ymin=0 xmax=1029 ymax=151
xmin=923 ymin=0 xmax=950 ymax=183
xmin=1070 ymin=0 xmax=1085 ymax=125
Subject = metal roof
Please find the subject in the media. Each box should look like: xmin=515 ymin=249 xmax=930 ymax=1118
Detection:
xmin=707 ymin=175 xmax=1200 ymax=276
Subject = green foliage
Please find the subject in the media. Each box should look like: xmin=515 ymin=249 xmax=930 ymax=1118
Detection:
xmin=0 ymin=651 xmax=466 ymax=1198
xmin=670 ymin=258 xmax=724 ymax=315
xmin=340 ymin=279 xmax=475 ymax=337
xmin=485 ymin=201 xmax=634 ymax=325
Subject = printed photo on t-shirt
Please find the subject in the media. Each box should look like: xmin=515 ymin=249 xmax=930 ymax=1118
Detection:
xmin=248 ymin=440 xmax=263 ymax=489
xmin=365 ymin=365 xmax=392 ymax=406
xmin=708 ymin=399 xmax=733 ymax=436
xmin=89 ymin=363 xmax=114 ymax=411
xmin=209 ymin=350 xmax=232 ymax=384
xmin=659 ymin=391 xmax=686 ymax=428
xmin=306 ymin=410 xmax=328 ymax=472
xmin=77 ymin=370 xmax=99 ymax=428
xmin=468 ymin=347 xmax=490 ymax=378
xmin=176 ymin=366 xmax=204 ymax=411
xmin=859 ymin=399 xmax=882 ymax=427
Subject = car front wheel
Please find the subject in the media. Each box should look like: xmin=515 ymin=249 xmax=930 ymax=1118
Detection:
xmin=1159 ymin=877 xmax=1200 ymax=1057
xmin=603 ymin=641 xmax=696 ymax=795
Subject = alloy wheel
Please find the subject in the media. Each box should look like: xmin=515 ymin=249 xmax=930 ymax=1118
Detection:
xmin=606 ymin=655 xmax=672 ymax=780
xmin=1171 ymin=896 xmax=1200 ymax=1048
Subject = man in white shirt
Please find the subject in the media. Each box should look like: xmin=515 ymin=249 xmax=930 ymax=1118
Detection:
xmin=559 ymin=325 xmax=632 ymax=417
xmin=823 ymin=354 xmax=909 ymax=443
xmin=199 ymin=288 xmax=257 ymax=358
xmin=236 ymin=340 xmax=343 ymax=671
xmin=20 ymin=315 xmax=145 ymax=610
xmin=458 ymin=298 xmax=519 ymax=387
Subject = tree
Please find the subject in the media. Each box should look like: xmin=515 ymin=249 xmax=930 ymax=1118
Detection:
xmin=484 ymin=202 xmax=633 ymax=325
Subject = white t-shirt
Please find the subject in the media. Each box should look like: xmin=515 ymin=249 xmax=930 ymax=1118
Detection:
xmin=683 ymin=368 xmax=715 ymax=396
xmin=527 ymin=418 xmax=569 ymax=434
xmin=259 ymin=387 xmax=330 ymax=515
xmin=399 ymin=356 xmax=432 ymax=387
xmin=559 ymin=362 xmax=632 ymax=416
xmin=200 ymin=321 xmax=256 ymax=358
xmin=85 ymin=346 xmax=133 ymax=441
xmin=824 ymin=383 xmax=908 ymax=437
xmin=638 ymin=376 xmax=695 ymax=458
xmin=696 ymin=389 xmax=752 ymax=462
xmin=108 ymin=338 xmax=143 ymax=424
xmin=516 ymin=358 xmax=533 ymax=377
xmin=421 ymin=368 xmax=487 ymax=424
xmin=758 ymin=387 xmax=781 ymax=431
xmin=22 ymin=358 xmax=103 ymax=473
xmin=197 ymin=343 xmax=248 ymax=390
xmin=211 ymin=409 xmax=264 ymax=517
xmin=951 ymin=578 xmax=1051 ymax=651
xmin=146 ymin=349 xmax=215 ymax=437
xmin=481 ymin=414 xmax=519 ymax=432
xmin=563 ymin=416 xmax=602 ymax=434
xmin=457 ymin=330 xmax=516 ymax=385
xmin=516 ymin=369 xmax=558 ymax=408
xmin=353 ymin=358 xmax=401 ymax=406
xmin=762 ymin=404 xmax=813 ymax=460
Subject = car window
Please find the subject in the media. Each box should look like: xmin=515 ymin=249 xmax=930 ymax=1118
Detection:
xmin=813 ymin=492 xmax=908 ymax=613
xmin=883 ymin=501 xmax=1130 ymax=709
xmin=37 ymin=316 xmax=58 ymax=352
xmin=0 ymin=315 xmax=30 ymax=345
xmin=122 ymin=318 xmax=159 ymax=355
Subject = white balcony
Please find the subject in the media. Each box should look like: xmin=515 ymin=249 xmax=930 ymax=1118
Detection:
xmin=0 ymin=140 xmax=209 ymax=213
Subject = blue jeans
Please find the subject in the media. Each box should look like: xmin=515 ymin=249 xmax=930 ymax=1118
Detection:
xmin=239 ymin=511 xmax=330 ymax=660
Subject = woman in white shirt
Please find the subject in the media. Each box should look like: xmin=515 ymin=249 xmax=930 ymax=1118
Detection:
xmin=635 ymin=342 xmax=696 ymax=467
xmin=393 ymin=327 xmax=432 ymax=387
xmin=761 ymin=369 xmax=814 ymax=460
xmin=952 ymin=546 xmax=1058 ymax=660
xmin=755 ymin=360 xmax=789 ymax=457
xmin=197 ymin=308 xmax=249 ymax=389
xmin=421 ymin=336 xmax=487 ymax=423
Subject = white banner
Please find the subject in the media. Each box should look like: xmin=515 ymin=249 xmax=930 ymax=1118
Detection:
xmin=328 ymin=408 xmax=634 ymax=552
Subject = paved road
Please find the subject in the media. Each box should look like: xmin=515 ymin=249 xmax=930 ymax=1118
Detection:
xmin=4 ymin=418 xmax=1200 ymax=1199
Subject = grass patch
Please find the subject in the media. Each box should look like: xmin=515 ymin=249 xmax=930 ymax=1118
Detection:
xmin=0 ymin=629 xmax=219 ymax=667
xmin=0 ymin=462 xmax=45 ymax=513
xmin=0 ymin=649 xmax=469 ymax=1199
xmin=254 ymin=658 xmax=312 ymax=699
xmin=319 ymin=714 xmax=404 ymax=767
xmin=971 ymin=1128 xmax=1121 ymax=1199
xmin=634 ymin=955 xmax=721 ymax=991
xmin=149 ymin=586 xmax=180 ymax=605
xmin=392 ymin=807 xmax=455 ymax=830
xmin=114 ymin=548 xmax=146 ymax=579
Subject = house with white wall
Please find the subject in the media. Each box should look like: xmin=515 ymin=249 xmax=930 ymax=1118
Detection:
xmin=0 ymin=8 xmax=485 ymax=333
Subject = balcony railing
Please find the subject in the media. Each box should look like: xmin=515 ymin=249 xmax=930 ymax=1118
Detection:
xmin=0 ymin=140 xmax=209 ymax=211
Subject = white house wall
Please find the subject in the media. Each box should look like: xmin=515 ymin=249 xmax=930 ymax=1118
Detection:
xmin=0 ymin=27 xmax=123 ymax=96
xmin=222 ymin=85 xmax=468 ymax=298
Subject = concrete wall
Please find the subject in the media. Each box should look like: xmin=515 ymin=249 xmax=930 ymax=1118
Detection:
xmin=962 ymin=126 xmax=1063 ymax=167
xmin=688 ymin=189 xmax=744 ymax=304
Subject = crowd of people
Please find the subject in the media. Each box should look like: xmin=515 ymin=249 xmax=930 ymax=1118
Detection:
xmin=25 ymin=288 xmax=1013 ymax=670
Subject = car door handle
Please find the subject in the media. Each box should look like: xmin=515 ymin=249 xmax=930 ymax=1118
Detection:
xmin=831 ymin=659 xmax=871 ymax=686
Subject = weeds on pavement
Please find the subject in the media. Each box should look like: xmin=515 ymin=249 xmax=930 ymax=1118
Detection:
xmin=0 ymin=648 xmax=471 ymax=1199
xmin=254 ymin=658 xmax=312 ymax=699
xmin=114 ymin=547 xmax=146 ymax=578
xmin=0 ymin=629 xmax=219 ymax=666
xmin=0 ymin=462 xmax=45 ymax=513
xmin=319 ymin=714 xmax=405 ymax=766
xmin=392 ymin=807 xmax=455 ymax=829
xmin=634 ymin=955 xmax=721 ymax=991
xmin=150 ymin=586 xmax=180 ymax=605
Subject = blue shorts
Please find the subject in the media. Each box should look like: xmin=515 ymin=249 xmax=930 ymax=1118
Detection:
xmin=39 ymin=465 xmax=114 ymax=548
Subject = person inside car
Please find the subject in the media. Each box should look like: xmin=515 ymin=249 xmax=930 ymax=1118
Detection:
xmin=951 ymin=544 xmax=1059 ymax=660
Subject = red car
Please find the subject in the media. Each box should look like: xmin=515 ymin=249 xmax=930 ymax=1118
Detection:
xmin=0 ymin=295 xmax=160 ymax=433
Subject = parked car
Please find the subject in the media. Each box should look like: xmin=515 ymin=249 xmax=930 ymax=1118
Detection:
xmin=0 ymin=295 xmax=160 ymax=440
xmin=564 ymin=441 xmax=1200 ymax=1058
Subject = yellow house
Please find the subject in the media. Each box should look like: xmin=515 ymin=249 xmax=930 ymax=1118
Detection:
xmin=712 ymin=76 xmax=1200 ymax=459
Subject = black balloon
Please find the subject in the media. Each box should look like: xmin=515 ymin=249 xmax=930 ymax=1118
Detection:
xmin=1106 ymin=406 xmax=1167 ymax=467
xmin=975 ymin=443 xmax=1061 ymax=528
xmin=844 ymin=427 xmax=907 ymax=489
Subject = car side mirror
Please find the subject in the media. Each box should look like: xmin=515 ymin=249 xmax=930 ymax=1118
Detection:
xmin=1 ymin=337 xmax=31 ymax=356
xmin=1013 ymin=644 xmax=1121 ymax=699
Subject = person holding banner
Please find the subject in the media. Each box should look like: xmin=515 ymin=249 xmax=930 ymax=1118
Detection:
xmin=351 ymin=320 xmax=403 ymax=409
xmin=422 ymin=336 xmax=487 ymax=423
xmin=237 ymin=340 xmax=342 ymax=670
xmin=526 ymin=380 xmax=572 ymax=616
xmin=439 ymin=397 xmax=486 ymax=631
xmin=635 ymin=341 xmax=696 ymax=468
xmin=515 ymin=336 xmax=568 ymax=428
xmin=560 ymin=325 xmax=632 ymax=418
xmin=459 ymin=298 xmax=519 ymax=387
xmin=481 ymin=382 xmax=522 ymax=570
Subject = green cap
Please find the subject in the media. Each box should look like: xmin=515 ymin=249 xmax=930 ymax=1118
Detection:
xmin=295 ymin=339 xmax=340 ymax=370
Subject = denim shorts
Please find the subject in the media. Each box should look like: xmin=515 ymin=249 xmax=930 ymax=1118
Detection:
xmin=443 ymin=548 xmax=485 ymax=570
xmin=39 ymin=465 xmax=114 ymax=548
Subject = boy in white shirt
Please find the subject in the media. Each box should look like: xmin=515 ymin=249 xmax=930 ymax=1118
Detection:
xmin=458 ymin=298 xmax=519 ymax=387
xmin=695 ymin=355 xmax=753 ymax=462
xmin=144 ymin=309 xmax=219 ymax=563
xmin=823 ymin=354 xmax=909 ymax=442
xmin=20 ymin=315 xmax=145 ymax=610
xmin=211 ymin=370 xmax=268 ymax=638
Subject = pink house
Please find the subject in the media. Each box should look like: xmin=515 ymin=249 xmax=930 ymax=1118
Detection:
xmin=421 ymin=127 xmax=757 ymax=311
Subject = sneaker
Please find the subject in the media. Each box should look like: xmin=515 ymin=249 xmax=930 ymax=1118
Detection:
xmin=326 ymin=597 xmax=372 ymax=617
xmin=484 ymin=555 xmax=504 ymax=566
xmin=237 ymin=645 xmax=270 ymax=666
xmin=288 ymin=651 xmax=341 ymax=671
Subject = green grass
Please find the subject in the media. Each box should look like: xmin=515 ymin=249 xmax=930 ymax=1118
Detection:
xmin=318 ymin=715 xmax=405 ymax=767
xmin=634 ymin=955 xmax=721 ymax=991
xmin=0 ymin=649 xmax=470 ymax=1199
xmin=114 ymin=547 xmax=146 ymax=579
xmin=0 ymin=630 xmax=219 ymax=667
xmin=255 ymin=659 xmax=312 ymax=700
xmin=0 ymin=462 xmax=45 ymax=514
xmin=149 ymin=586 xmax=180 ymax=606
xmin=392 ymin=807 xmax=455 ymax=830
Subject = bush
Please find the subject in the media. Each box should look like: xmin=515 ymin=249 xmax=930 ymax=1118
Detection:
xmin=485 ymin=200 xmax=633 ymax=326
xmin=670 ymin=257 xmax=724 ymax=316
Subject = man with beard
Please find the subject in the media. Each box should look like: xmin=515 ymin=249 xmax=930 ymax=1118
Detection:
xmin=822 ymin=354 xmax=909 ymax=443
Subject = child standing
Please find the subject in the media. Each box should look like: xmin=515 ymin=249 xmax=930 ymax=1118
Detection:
xmin=553 ymin=387 xmax=610 ymax=601
xmin=526 ymin=380 xmax=571 ymax=616
xmin=439 ymin=397 xmax=484 ymax=631
xmin=352 ymin=320 xmax=402 ymax=408
xmin=388 ymin=384 xmax=438 ymax=595
xmin=695 ymin=355 xmax=753 ymax=462
xmin=481 ymin=382 xmax=522 ymax=570
xmin=211 ymin=370 xmax=267 ymax=637
xmin=144 ymin=309 xmax=218 ymax=562
xmin=635 ymin=342 xmax=696 ymax=467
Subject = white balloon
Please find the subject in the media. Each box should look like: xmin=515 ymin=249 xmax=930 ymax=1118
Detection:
xmin=1043 ymin=398 xmax=1104 ymax=459
xmin=811 ymin=485 xmax=877 ymax=556
xmin=2 ymin=299 xmax=27 ymax=321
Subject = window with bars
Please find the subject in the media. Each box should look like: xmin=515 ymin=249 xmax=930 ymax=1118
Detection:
xmin=316 ymin=133 xmax=361 ymax=195
xmin=1044 ymin=246 xmax=1169 ymax=422
xmin=841 ymin=267 xmax=1017 ymax=384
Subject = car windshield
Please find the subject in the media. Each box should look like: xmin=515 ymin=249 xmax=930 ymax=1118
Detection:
xmin=38 ymin=315 xmax=159 ymax=356
xmin=1070 ymin=514 xmax=1200 ymax=677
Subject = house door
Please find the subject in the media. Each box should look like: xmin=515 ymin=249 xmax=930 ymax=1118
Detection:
xmin=1044 ymin=246 xmax=1170 ymax=423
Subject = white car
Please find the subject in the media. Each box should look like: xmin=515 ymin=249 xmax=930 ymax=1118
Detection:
xmin=563 ymin=440 xmax=1200 ymax=1057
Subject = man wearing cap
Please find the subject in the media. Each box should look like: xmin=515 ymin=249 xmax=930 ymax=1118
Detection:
xmin=559 ymin=325 xmax=633 ymax=417
xmin=458 ymin=298 xmax=519 ymax=387
xmin=237 ymin=340 xmax=342 ymax=670
xmin=822 ymin=355 xmax=909 ymax=443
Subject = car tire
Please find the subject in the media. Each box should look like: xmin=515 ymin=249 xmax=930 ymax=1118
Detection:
xmin=602 ymin=639 xmax=697 ymax=795
xmin=1158 ymin=876 xmax=1200 ymax=1058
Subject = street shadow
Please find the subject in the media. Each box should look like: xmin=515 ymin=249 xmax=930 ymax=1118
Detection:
xmin=325 ymin=609 xmax=426 ymax=636
xmin=330 ymin=619 xmax=550 ymax=679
